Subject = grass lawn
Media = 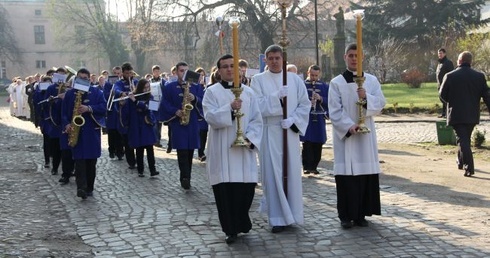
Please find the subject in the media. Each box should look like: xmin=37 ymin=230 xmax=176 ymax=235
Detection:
xmin=381 ymin=82 xmax=441 ymax=113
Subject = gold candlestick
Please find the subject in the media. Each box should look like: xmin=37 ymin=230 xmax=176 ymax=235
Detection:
xmin=229 ymin=17 xmax=247 ymax=147
xmin=353 ymin=9 xmax=370 ymax=134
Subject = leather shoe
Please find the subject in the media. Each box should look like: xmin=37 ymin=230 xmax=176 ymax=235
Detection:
xmin=354 ymin=218 xmax=369 ymax=227
xmin=340 ymin=220 xmax=353 ymax=229
xmin=225 ymin=234 xmax=237 ymax=244
xmin=166 ymin=147 xmax=172 ymax=153
xmin=109 ymin=153 xmax=115 ymax=159
xmin=128 ymin=165 xmax=136 ymax=169
xmin=464 ymin=170 xmax=475 ymax=177
xmin=181 ymin=178 xmax=191 ymax=190
xmin=51 ymin=170 xmax=58 ymax=175
xmin=86 ymin=191 xmax=93 ymax=197
xmin=271 ymin=226 xmax=285 ymax=233
xmin=44 ymin=163 xmax=50 ymax=168
xmin=199 ymin=155 xmax=207 ymax=162
xmin=312 ymin=170 xmax=320 ymax=175
xmin=59 ymin=177 xmax=69 ymax=185
xmin=303 ymin=170 xmax=310 ymax=174
xmin=154 ymin=143 xmax=163 ymax=148
xmin=138 ymin=172 xmax=145 ymax=177
xmin=150 ymin=171 xmax=159 ymax=176
xmin=77 ymin=189 xmax=87 ymax=200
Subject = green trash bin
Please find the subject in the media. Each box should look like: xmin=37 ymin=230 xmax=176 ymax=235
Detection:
xmin=435 ymin=120 xmax=456 ymax=145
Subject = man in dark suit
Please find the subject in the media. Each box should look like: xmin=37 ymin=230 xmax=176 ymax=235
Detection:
xmin=439 ymin=51 xmax=490 ymax=177
xmin=436 ymin=48 xmax=454 ymax=118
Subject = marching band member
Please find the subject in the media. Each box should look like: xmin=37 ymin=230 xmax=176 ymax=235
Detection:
xmin=61 ymin=68 xmax=106 ymax=199
xmin=203 ymin=54 xmax=263 ymax=244
xmin=300 ymin=65 xmax=329 ymax=175
xmin=114 ymin=62 xmax=138 ymax=169
xmin=104 ymin=66 xmax=124 ymax=160
xmin=159 ymin=62 xmax=204 ymax=190
xmin=42 ymin=67 xmax=68 ymax=175
xmin=150 ymin=65 xmax=165 ymax=148
xmin=33 ymin=74 xmax=53 ymax=168
xmin=195 ymin=67 xmax=208 ymax=162
xmin=127 ymin=79 xmax=159 ymax=177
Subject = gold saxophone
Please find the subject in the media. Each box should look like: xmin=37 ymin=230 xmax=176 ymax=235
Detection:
xmin=68 ymin=90 xmax=86 ymax=147
xmin=180 ymin=82 xmax=194 ymax=125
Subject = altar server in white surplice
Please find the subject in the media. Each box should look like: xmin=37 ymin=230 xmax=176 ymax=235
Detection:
xmin=250 ymin=45 xmax=310 ymax=233
xmin=203 ymin=54 xmax=263 ymax=244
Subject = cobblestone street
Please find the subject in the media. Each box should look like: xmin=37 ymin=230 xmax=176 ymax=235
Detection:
xmin=1 ymin=101 xmax=490 ymax=257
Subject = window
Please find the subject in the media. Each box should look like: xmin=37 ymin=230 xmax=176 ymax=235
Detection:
xmin=34 ymin=25 xmax=45 ymax=44
xmin=35 ymin=9 xmax=41 ymax=16
xmin=36 ymin=60 xmax=46 ymax=69
xmin=1 ymin=61 xmax=6 ymax=79
xmin=75 ymin=26 xmax=86 ymax=44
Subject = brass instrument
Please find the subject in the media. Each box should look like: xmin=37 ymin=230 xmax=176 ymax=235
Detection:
xmin=180 ymin=82 xmax=194 ymax=126
xmin=68 ymin=90 xmax=86 ymax=147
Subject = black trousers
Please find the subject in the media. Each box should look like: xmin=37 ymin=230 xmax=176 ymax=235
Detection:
xmin=75 ymin=159 xmax=97 ymax=193
xmin=198 ymin=129 xmax=208 ymax=158
xmin=166 ymin=125 xmax=172 ymax=149
xmin=107 ymin=129 xmax=124 ymax=157
xmin=453 ymin=124 xmax=476 ymax=172
xmin=154 ymin=122 xmax=162 ymax=144
xmin=43 ymin=133 xmax=50 ymax=165
xmin=177 ymin=149 xmax=194 ymax=181
xmin=335 ymin=174 xmax=381 ymax=222
xmin=121 ymin=134 xmax=136 ymax=167
xmin=212 ymin=183 xmax=256 ymax=235
xmin=136 ymin=145 xmax=156 ymax=173
xmin=302 ymin=141 xmax=323 ymax=171
xmin=61 ymin=149 xmax=74 ymax=178
xmin=49 ymin=137 xmax=61 ymax=172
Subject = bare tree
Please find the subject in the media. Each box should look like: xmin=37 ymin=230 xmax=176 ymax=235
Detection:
xmin=47 ymin=0 xmax=129 ymax=69
xmin=367 ymin=37 xmax=410 ymax=83
xmin=0 ymin=6 xmax=22 ymax=64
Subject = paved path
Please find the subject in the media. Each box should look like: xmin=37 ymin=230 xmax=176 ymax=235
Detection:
xmin=1 ymin=103 xmax=489 ymax=257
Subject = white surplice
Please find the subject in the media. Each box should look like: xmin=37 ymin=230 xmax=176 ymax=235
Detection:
xmin=328 ymin=73 xmax=386 ymax=176
xmin=251 ymin=70 xmax=310 ymax=226
xmin=203 ymin=82 xmax=263 ymax=186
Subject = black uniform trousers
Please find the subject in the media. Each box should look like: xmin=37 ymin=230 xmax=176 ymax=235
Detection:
xmin=121 ymin=133 xmax=136 ymax=167
xmin=136 ymin=145 xmax=156 ymax=173
xmin=198 ymin=129 xmax=208 ymax=158
xmin=61 ymin=149 xmax=74 ymax=179
xmin=302 ymin=141 xmax=323 ymax=171
xmin=107 ymin=128 xmax=124 ymax=158
xmin=49 ymin=137 xmax=61 ymax=173
xmin=177 ymin=149 xmax=194 ymax=181
xmin=75 ymin=159 xmax=97 ymax=193
xmin=42 ymin=133 xmax=50 ymax=166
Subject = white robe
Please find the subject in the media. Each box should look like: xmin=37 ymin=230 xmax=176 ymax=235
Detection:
xmin=203 ymin=82 xmax=263 ymax=186
xmin=251 ymin=70 xmax=310 ymax=226
xmin=328 ymin=73 xmax=386 ymax=176
xmin=6 ymin=83 xmax=16 ymax=116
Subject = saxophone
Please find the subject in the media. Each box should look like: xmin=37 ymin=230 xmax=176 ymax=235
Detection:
xmin=180 ymin=82 xmax=194 ymax=125
xmin=68 ymin=90 xmax=86 ymax=147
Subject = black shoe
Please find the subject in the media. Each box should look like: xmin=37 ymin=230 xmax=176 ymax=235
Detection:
xmin=86 ymin=191 xmax=93 ymax=197
xmin=51 ymin=170 xmax=58 ymax=175
xmin=312 ymin=170 xmax=320 ymax=175
xmin=77 ymin=189 xmax=87 ymax=199
xmin=458 ymin=163 xmax=463 ymax=170
xmin=109 ymin=153 xmax=115 ymax=159
xmin=138 ymin=172 xmax=145 ymax=177
xmin=303 ymin=170 xmax=310 ymax=174
xmin=154 ymin=143 xmax=163 ymax=148
xmin=181 ymin=178 xmax=191 ymax=190
xmin=150 ymin=171 xmax=159 ymax=176
xmin=354 ymin=218 xmax=369 ymax=227
xmin=128 ymin=165 xmax=136 ymax=169
xmin=199 ymin=155 xmax=207 ymax=162
xmin=117 ymin=155 xmax=124 ymax=160
xmin=271 ymin=226 xmax=285 ymax=233
xmin=225 ymin=234 xmax=237 ymax=244
xmin=464 ymin=170 xmax=475 ymax=177
xmin=340 ymin=220 xmax=353 ymax=229
xmin=59 ymin=177 xmax=69 ymax=184
xmin=44 ymin=163 xmax=50 ymax=168
xmin=166 ymin=146 xmax=172 ymax=153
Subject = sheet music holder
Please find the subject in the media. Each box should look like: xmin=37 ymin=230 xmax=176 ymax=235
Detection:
xmin=183 ymin=70 xmax=201 ymax=83
xmin=148 ymin=100 xmax=159 ymax=111
xmin=73 ymin=77 xmax=91 ymax=92
xmin=39 ymin=82 xmax=50 ymax=91
xmin=52 ymin=73 xmax=67 ymax=83
xmin=108 ymin=75 xmax=119 ymax=85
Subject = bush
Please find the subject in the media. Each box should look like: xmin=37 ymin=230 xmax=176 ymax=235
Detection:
xmin=401 ymin=69 xmax=427 ymax=88
xmin=472 ymin=128 xmax=486 ymax=148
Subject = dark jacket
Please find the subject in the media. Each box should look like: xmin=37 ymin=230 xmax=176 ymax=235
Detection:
xmin=436 ymin=56 xmax=454 ymax=88
xmin=439 ymin=63 xmax=490 ymax=126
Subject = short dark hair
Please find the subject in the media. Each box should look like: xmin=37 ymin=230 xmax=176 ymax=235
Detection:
xmin=46 ymin=69 xmax=55 ymax=76
xmin=175 ymin=62 xmax=188 ymax=70
xmin=121 ymin=62 xmax=133 ymax=72
xmin=265 ymin=45 xmax=283 ymax=57
xmin=56 ymin=67 xmax=67 ymax=74
xmin=438 ymin=48 xmax=446 ymax=53
xmin=216 ymin=54 xmax=233 ymax=69
xmin=345 ymin=43 xmax=357 ymax=54
xmin=238 ymin=59 xmax=248 ymax=68
xmin=152 ymin=65 xmax=160 ymax=71
xmin=308 ymin=65 xmax=321 ymax=72
xmin=77 ymin=68 xmax=91 ymax=77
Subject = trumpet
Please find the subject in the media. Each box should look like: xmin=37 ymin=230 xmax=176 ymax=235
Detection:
xmin=112 ymin=91 xmax=151 ymax=102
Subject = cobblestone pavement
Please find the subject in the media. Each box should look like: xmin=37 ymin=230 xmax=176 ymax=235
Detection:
xmin=1 ymin=102 xmax=490 ymax=257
